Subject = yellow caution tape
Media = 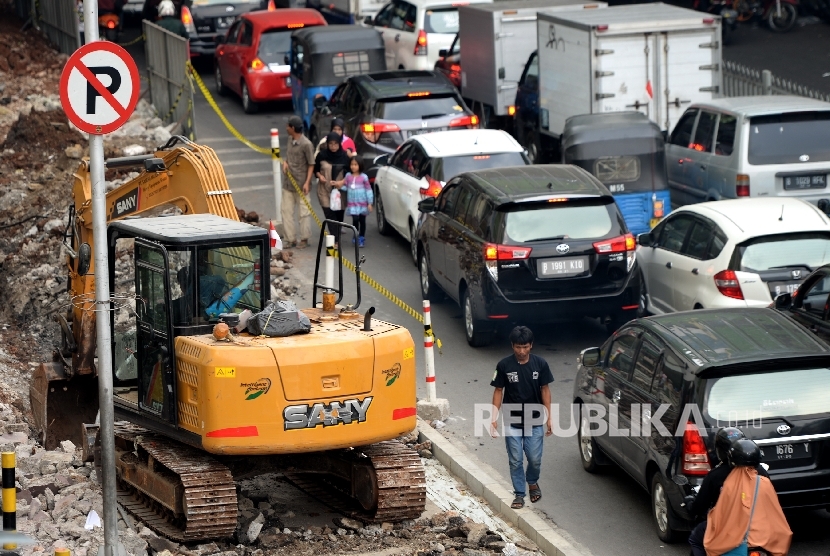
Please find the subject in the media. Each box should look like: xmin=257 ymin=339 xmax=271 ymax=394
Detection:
xmin=187 ymin=61 xmax=441 ymax=349
xmin=118 ymin=33 xmax=146 ymax=47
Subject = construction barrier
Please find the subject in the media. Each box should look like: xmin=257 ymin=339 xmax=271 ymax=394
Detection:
xmin=2 ymin=453 xmax=14 ymax=551
xmin=144 ymin=21 xmax=196 ymax=140
xmin=187 ymin=63 xmax=442 ymax=350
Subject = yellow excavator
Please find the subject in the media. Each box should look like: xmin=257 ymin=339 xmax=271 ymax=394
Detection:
xmin=30 ymin=137 xmax=425 ymax=541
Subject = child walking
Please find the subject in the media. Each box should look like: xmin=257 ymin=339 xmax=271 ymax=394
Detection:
xmin=340 ymin=157 xmax=373 ymax=247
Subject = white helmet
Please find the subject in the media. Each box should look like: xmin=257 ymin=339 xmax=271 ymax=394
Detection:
xmin=158 ymin=0 xmax=176 ymax=17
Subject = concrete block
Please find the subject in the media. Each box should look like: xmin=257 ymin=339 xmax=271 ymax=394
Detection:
xmin=416 ymin=398 xmax=450 ymax=421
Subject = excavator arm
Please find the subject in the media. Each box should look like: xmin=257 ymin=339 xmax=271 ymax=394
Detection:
xmin=66 ymin=136 xmax=240 ymax=376
xmin=32 ymin=137 xmax=242 ymax=448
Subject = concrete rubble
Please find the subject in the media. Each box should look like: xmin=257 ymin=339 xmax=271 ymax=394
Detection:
xmin=0 ymin=4 xmax=539 ymax=555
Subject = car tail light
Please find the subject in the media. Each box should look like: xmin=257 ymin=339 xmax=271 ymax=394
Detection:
xmin=714 ymin=269 xmax=744 ymax=300
xmin=360 ymin=122 xmax=400 ymax=143
xmin=736 ymin=174 xmax=750 ymax=197
xmin=682 ymin=422 xmax=712 ymax=475
xmin=653 ymin=198 xmax=664 ymax=218
xmin=507 ymin=105 xmax=516 ymax=116
xmin=483 ymin=243 xmax=531 ymax=282
xmin=593 ymin=233 xmax=636 ymax=272
xmin=449 ymin=115 xmax=479 ymax=129
xmin=593 ymin=233 xmax=635 ymax=254
xmin=267 ymin=0 xmax=276 ymax=10
xmin=414 ymin=30 xmax=427 ymax=56
xmin=248 ymin=57 xmax=270 ymax=72
xmin=420 ymin=177 xmax=443 ymax=199
xmin=181 ymin=6 xmax=197 ymax=34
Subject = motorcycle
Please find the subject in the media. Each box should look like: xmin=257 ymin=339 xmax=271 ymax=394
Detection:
xmin=681 ymin=493 xmax=771 ymax=556
xmin=733 ymin=0 xmax=799 ymax=32
xmin=693 ymin=0 xmax=739 ymax=43
xmin=98 ymin=12 xmax=120 ymax=42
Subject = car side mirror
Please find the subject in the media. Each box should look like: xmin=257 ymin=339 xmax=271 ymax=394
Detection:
xmin=774 ymin=292 xmax=793 ymax=311
xmin=418 ymin=197 xmax=435 ymax=213
xmin=373 ymin=153 xmax=389 ymax=166
xmin=216 ymin=34 xmax=226 ymax=45
xmin=580 ymin=347 xmax=601 ymax=367
xmin=438 ymin=49 xmax=448 ymax=58
xmin=637 ymin=232 xmax=653 ymax=247
xmin=364 ymin=15 xmax=373 ymax=25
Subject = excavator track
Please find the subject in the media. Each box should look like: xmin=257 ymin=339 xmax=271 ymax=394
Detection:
xmin=113 ymin=423 xmax=238 ymax=542
xmin=285 ymin=441 xmax=426 ymax=523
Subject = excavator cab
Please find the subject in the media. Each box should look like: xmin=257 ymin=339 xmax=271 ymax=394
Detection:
xmin=107 ymin=214 xmax=269 ymax=428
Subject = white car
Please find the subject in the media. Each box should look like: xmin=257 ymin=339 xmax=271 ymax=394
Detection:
xmin=637 ymin=197 xmax=830 ymax=314
xmin=367 ymin=0 xmax=491 ymax=71
xmin=373 ymin=128 xmax=528 ymax=262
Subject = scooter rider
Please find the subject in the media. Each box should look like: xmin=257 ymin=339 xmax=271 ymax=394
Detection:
xmin=703 ymin=438 xmax=792 ymax=556
xmin=687 ymin=428 xmax=770 ymax=556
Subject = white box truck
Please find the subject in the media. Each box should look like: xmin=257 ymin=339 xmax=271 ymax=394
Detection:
xmin=529 ymin=3 xmax=722 ymax=161
xmin=457 ymin=0 xmax=607 ymax=129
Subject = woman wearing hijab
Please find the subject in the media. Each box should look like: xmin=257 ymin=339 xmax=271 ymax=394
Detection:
xmin=315 ymin=118 xmax=356 ymax=158
xmin=315 ymin=132 xmax=351 ymax=238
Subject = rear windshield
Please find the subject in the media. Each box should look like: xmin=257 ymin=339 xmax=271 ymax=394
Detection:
xmin=748 ymin=112 xmax=830 ymax=165
xmin=434 ymin=153 xmax=527 ymax=182
xmin=502 ymin=200 xmax=614 ymax=243
xmin=257 ymin=29 xmax=291 ymax=64
xmin=733 ymin=232 xmax=830 ymax=272
xmin=706 ymin=368 xmax=830 ymax=420
xmin=373 ymin=95 xmax=465 ymax=120
xmin=425 ymin=8 xmax=459 ymax=34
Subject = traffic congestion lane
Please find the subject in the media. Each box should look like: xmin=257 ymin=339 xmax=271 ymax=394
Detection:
xmin=179 ymin=64 xmax=830 ymax=556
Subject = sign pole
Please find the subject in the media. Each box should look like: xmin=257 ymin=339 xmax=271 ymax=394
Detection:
xmin=81 ymin=2 xmax=119 ymax=555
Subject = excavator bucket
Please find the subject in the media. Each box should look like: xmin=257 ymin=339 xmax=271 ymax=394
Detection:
xmin=30 ymin=362 xmax=99 ymax=450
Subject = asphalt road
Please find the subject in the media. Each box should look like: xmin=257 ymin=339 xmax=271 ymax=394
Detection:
xmin=118 ymin=18 xmax=830 ymax=556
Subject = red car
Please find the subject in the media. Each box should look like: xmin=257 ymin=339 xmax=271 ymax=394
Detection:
xmin=214 ymin=9 xmax=327 ymax=114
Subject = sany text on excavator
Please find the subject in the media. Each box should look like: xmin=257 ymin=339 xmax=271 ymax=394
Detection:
xmin=30 ymin=137 xmax=426 ymax=541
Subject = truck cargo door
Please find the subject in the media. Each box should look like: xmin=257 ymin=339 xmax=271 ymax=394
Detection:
xmin=593 ymin=34 xmax=656 ymax=122
xmin=496 ymin=15 xmax=537 ymax=117
xmin=659 ymin=30 xmax=721 ymax=133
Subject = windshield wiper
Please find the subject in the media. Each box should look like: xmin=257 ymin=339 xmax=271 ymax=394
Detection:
xmin=420 ymin=113 xmax=448 ymax=120
xmin=767 ymin=264 xmax=813 ymax=271
xmin=532 ymin=235 xmax=567 ymax=242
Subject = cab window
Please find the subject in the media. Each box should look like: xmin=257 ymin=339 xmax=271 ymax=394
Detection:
xmin=653 ymin=351 xmax=684 ymax=409
xmin=390 ymin=144 xmax=414 ymax=173
xmin=670 ymin=110 xmax=698 ymax=148
xmin=225 ymin=21 xmax=242 ymax=44
xmin=454 ymin=185 xmax=474 ymax=226
xmin=658 ymin=214 xmax=695 ymax=254
xmin=682 ymin=219 xmax=714 ymax=260
xmin=632 ymin=333 xmax=662 ymax=392
xmin=373 ymin=2 xmax=394 ymax=27
xmin=437 ymin=183 xmax=461 ymax=215
xmin=691 ymin=111 xmax=717 ymax=153
xmin=240 ymin=21 xmax=253 ymax=47
xmin=291 ymin=41 xmax=304 ymax=78
xmin=520 ymin=52 xmax=539 ymax=90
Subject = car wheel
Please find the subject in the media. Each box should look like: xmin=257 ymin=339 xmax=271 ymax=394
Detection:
xmin=409 ymin=221 xmax=418 ymax=266
xmin=242 ymin=82 xmax=258 ymax=114
xmin=637 ymin=270 xmax=649 ymax=318
xmin=651 ymin=473 xmax=681 ymax=543
xmin=419 ymin=249 xmax=439 ymax=302
xmin=463 ymin=288 xmax=492 ymax=347
xmin=214 ymin=65 xmax=227 ymax=96
xmin=768 ymin=2 xmax=797 ymax=32
xmin=376 ymin=188 xmax=391 ymax=236
xmin=578 ymin=404 xmax=602 ymax=473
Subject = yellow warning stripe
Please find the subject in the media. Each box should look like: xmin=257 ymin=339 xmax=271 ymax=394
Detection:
xmin=187 ymin=62 xmax=441 ymax=350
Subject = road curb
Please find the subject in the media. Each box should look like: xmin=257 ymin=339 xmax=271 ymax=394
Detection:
xmin=417 ymin=418 xmax=584 ymax=556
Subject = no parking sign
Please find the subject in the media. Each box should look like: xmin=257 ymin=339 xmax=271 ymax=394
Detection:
xmin=59 ymin=41 xmax=140 ymax=135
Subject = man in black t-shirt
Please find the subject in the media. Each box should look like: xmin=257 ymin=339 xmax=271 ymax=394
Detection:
xmin=490 ymin=326 xmax=554 ymax=509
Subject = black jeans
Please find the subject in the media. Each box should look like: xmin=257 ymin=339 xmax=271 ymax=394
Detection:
xmin=322 ymin=207 xmax=344 ymax=239
xmin=352 ymin=214 xmax=366 ymax=237
xmin=689 ymin=520 xmax=706 ymax=556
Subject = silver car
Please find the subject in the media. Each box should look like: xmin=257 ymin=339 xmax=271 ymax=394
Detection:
xmin=666 ymin=96 xmax=830 ymax=210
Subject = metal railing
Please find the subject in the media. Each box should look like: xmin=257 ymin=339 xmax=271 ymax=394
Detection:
xmin=38 ymin=0 xmax=82 ymax=55
xmin=723 ymin=60 xmax=830 ymax=102
xmin=143 ymin=21 xmax=197 ymax=140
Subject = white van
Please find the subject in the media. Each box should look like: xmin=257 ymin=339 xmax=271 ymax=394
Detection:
xmin=667 ymin=96 xmax=830 ymax=209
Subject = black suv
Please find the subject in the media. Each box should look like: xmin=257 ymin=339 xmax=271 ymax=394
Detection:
xmin=574 ymin=308 xmax=830 ymax=542
xmin=415 ymin=165 xmax=641 ymax=346
xmin=309 ymin=70 xmax=476 ymax=168
xmin=182 ymin=0 xmax=267 ymax=58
